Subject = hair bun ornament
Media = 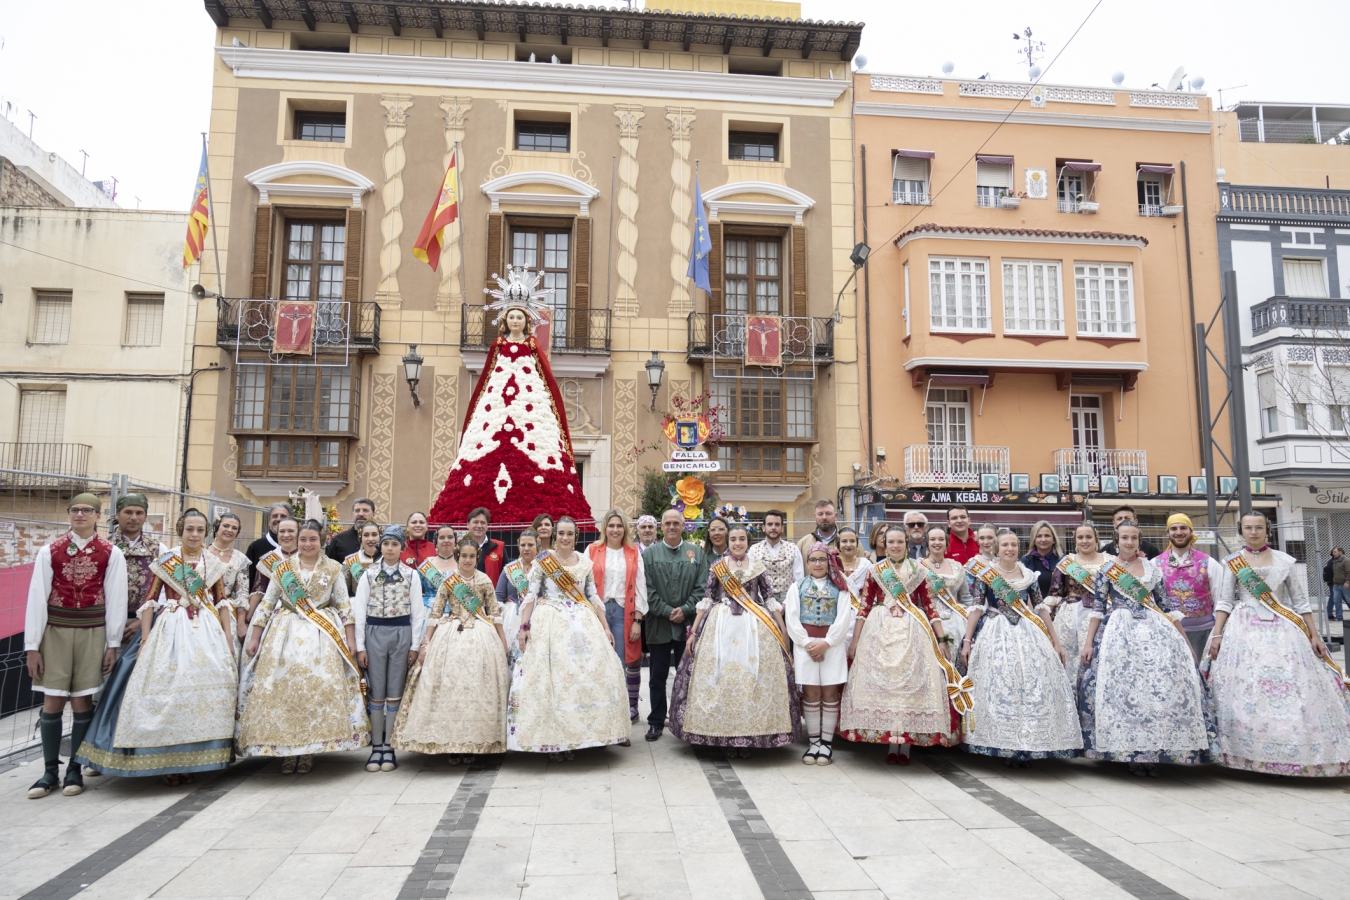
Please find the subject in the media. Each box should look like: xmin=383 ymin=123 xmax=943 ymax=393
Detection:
xmin=483 ymin=265 xmax=556 ymax=326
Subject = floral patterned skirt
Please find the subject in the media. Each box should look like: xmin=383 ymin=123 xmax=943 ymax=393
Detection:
xmin=839 ymin=608 xmax=960 ymax=746
xmin=1209 ymin=606 xmax=1350 ymax=776
xmin=1054 ymin=598 xmax=1093 ymax=693
xmin=393 ymin=620 xmax=509 ymax=754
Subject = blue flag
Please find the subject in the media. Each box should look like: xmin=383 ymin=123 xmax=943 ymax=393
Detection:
xmin=687 ymin=176 xmax=711 ymax=293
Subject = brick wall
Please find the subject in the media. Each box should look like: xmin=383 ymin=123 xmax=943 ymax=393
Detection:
xmin=0 ymin=157 xmax=64 ymax=207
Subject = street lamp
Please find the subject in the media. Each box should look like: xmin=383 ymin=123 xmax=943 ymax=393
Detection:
xmin=833 ymin=241 xmax=871 ymax=322
xmin=402 ymin=344 xmax=424 ymax=408
xmin=644 ymin=351 xmax=666 ymax=411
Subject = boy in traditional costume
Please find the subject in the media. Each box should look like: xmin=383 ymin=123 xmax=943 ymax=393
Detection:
xmin=25 ymin=494 xmax=128 ymax=798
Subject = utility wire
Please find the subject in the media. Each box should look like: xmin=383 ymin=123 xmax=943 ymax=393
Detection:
xmin=0 ymin=236 xmax=194 ymax=295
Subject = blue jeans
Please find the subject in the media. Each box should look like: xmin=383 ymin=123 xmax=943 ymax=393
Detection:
xmin=1329 ymin=585 xmax=1346 ymax=620
xmin=605 ymin=599 xmax=625 ymax=659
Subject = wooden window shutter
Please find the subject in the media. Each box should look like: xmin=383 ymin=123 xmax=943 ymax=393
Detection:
xmin=250 ymin=205 xmax=273 ymax=298
xmin=573 ymin=216 xmax=592 ymax=343
xmin=484 ymin=212 xmax=504 ymax=294
xmin=706 ymin=220 xmax=723 ymax=345
xmin=343 ymin=208 xmax=364 ymax=304
xmin=790 ymin=224 xmax=808 ymax=318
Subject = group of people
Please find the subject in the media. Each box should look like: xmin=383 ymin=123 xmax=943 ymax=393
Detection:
xmin=22 ymin=490 xmax=1350 ymax=801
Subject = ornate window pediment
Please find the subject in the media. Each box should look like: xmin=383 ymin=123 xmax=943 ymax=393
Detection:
xmin=480 ymin=171 xmax=600 ymax=216
xmin=702 ymin=181 xmax=816 ymax=224
xmin=245 ymin=161 xmax=375 ymax=208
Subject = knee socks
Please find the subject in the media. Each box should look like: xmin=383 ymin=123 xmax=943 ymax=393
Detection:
xmin=39 ymin=711 xmax=62 ymax=769
xmin=383 ymin=699 xmax=400 ymax=746
xmin=368 ymin=703 xmax=386 ymax=749
xmin=69 ymin=710 xmax=93 ymax=770
xmin=803 ymin=700 xmax=822 ymax=744
xmin=624 ymin=664 xmax=641 ymax=714
xmin=820 ymin=700 xmax=840 ymax=748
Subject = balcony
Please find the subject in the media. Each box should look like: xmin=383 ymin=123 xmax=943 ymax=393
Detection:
xmin=0 ymin=443 xmax=91 ymax=487
xmin=1250 ymin=296 xmax=1350 ymax=337
xmin=459 ymin=304 xmax=611 ymax=355
xmin=1057 ymin=198 xmax=1099 ymax=214
xmin=216 ymin=298 xmax=380 ymax=354
xmin=1054 ymin=448 xmax=1147 ymax=489
xmin=893 ymin=190 xmax=931 ymax=206
xmin=1222 ymin=185 xmax=1350 ymax=220
xmin=903 ymin=444 xmax=1010 ymax=488
xmin=686 ymin=313 xmax=834 ymax=365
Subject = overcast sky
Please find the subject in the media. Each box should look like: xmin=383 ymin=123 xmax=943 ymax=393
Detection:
xmin=0 ymin=0 xmax=1346 ymax=211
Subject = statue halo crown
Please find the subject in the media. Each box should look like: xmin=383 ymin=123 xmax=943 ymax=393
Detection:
xmin=484 ymin=265 xmax=555 ymax=327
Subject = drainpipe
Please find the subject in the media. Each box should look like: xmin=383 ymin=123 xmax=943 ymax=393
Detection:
xmin=1180 ymin=160 xmax=1205 ymax=482
xmin=179 ymin=364 xmax=221 ymax=493
xmin=860 ymin=144 xmax=873 ymax=468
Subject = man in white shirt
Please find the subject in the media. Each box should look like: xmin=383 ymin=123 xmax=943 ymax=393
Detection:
xmin=24 ymin=493 xmax=128 ymax=799
xmin=749 ymin=509 xmax=805 ymax=601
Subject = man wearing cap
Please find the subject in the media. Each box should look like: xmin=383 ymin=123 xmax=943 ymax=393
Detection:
xmin=636 ymin=515 xmax=659 ymax=550
xmin=1160 ymin=513 xmax=1223 ymax=660
xmin=109 ymin=493 xmax=168 ymax=650
xmin=24 ymin=494 xmax=128 ymax=799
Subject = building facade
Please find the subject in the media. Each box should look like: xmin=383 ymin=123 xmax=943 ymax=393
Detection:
xmin=851 ymin=71 xmax=1252 ymax=528
xmin=188 ymin=0 xmax=863 ymax=529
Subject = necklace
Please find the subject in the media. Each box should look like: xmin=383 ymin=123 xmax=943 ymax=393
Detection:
xmin=1246 ymin=544 xmax=1271 ymax=554
xmin=436 ymin=552 xmax=455 ymax=560
xmin=298 ymin=556 xmax=319 ymax=572
xmin=996 ymin=561 xmax=1019 ymax=574
xmin=209 ymin=541 xmax=231 ymax=554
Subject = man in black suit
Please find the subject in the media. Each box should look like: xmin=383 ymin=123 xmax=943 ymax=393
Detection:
xmin=326 ymin=497 xmax=377 ymax=562
xmin=1100 ymin=504 xmax=1163 ymax=558
xmin=246 ymin=503 xmax=293 ymax=579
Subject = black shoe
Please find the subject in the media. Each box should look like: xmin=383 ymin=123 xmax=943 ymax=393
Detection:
xmin=645 ymin=725 xmax=663 ymax=742
xmin=62 ymin=763 xmax=85 ymax=797
xmin=28 ymin=765 xmax=60 ymax=800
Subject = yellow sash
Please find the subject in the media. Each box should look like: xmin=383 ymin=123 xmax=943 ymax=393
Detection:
xmin=295 ymin=595 xmax=367 ymax=696
xmin=537 ymin=551 xmax=607 ymax=626
xmin=871 ymin=561 xmax=975 ymax=722
xmin=967 ymin=558 xmax=1055 ymax=645
xmin=1101 ymin=559 xmax=1175 ymax=626
xmin=920 ymin=563 xmax=971 ymax=620
xmin=711 ymin=558 xmax=789 ymax=654
xmin=1226 ymin=554 xmax=1348 ymax=683
xmin=441 ymin=572 xmax=495 ymax=628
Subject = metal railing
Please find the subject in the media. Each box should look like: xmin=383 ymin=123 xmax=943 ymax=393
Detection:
xmin=215 ymin=297 xmax=381 ymax=353
xmin=1250 ymin=296 xmax=1350 ymax=336
xmin=1053 ymin=448 xmax=1147 ymax=489
xmin=1222 ymin=185 xmax=1350 ymax=219
xmin=459 ymin=304 xmax=611 ymax=354
xmin=686 ymin=313 xmax=834 ymax=364
xmin=0 ymin=444 xmax=91 ymax=486
xmin=976 ymin=188 xmax=1013 ymax=208
xmin=893 ymin=190 xmax=930 ymax=205
xmin=902 ymin=444 xmax=1010 ymax=488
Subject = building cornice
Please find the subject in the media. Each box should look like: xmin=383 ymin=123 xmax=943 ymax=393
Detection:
xmin=480 ymin=171 xmax=599 ymax=215
xmin=216 ymin=47 xmax=852 ymax=109
xmin=244 ymin=161 xmax=375 ymax=207
xmin=703 ymin=180 xmax=816 ymax=224
xmin=895 ymin=225 xmax=1147 ymax=250
xmin=853 ymin=101 xmax=1212 ymax=134
xmin=903 ymin=356 xmax=1148 ymax=372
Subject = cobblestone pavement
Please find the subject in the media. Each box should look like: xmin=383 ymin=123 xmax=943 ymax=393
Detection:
xmin=3 ymin=667 xmax=1349 ymax=900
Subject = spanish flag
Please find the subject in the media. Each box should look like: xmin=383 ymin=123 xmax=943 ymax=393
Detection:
xmin=182 ymin=147 xmax=211 ymax=269
xmin=413 ymin=148 xmax=460 ymax=270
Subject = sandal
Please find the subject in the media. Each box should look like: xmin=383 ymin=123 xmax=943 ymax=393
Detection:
xmin=280 ymin=757 xmax=297 ymax=774
xmin=28 ymin=765 xmax=60 ymax=799
xmin=296 ymin=755 xmax=314 ymax=774
xmin=802 ymin=742 xmax=819 ymax=765
xmin=366 ymin=749 xmax=383 ymax=773
xmin=162 ymin=774 xmax=182 ymax=786
xmin=815 ymin=744 xmax=833 ymax=766
xmin=380 ymin=749 xmax=397 ymax=772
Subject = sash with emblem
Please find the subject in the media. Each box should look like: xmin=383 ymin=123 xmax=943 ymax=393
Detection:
xmin=536 ymin=551 xmax=606 ymax=625
xmin=871 ymin=560 xmax=975 ymax=721
xmin=151 ymin=550 xmax=232 ymax=639
xmin=344 ymin=552 xmax=373 ymax=587
xmin=710 ymin=558 xmax=789 ymax=654
xmin=257 ymin=549 xmax=287 ymax=583
xmin=1101 ymin=559 xmax=1173 ymax=623
xmin=1225 ymin=552 xmax=1348 ymax=682
xmin=440 ymin=572 xmax=494 ymax=627
xmin=1054 ymin=555 xmax=1097 ymax=595
xmin=920 ymin=564 xmax=970 ymax=620
xmin=504 ymin=560 xmax=531 ymax=598
xmin=967 ymin=557 xmax=1054 ymax=644
xmin=417 ymin=559 xmax=447 ymax=596
xmin=272 ymin=557 xmax=366 ymax=694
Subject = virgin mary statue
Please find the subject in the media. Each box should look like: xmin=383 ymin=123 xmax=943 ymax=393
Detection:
xmin=429 ymin=267 xmax=592 ymax=526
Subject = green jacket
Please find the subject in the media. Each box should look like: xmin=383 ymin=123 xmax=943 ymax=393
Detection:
xmin=642 ymin=539 xmax=708 ymax=644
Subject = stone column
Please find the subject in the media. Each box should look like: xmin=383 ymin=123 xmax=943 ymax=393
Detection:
xmin=613 ymin=104 xmax=645 ymax=318
xmin=375 ymin=94 xmax=414 ymax=311
xmin=665 ymin=107 xmax=697 ymax=319
xmin=436 ymin=96 xmax=472 ymax=314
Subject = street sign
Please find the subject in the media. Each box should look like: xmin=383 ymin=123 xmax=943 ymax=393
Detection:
xmin=671 ymin=450 xmax=709 ymax=461
xmin=662 ymin=461 xmax=720 ymax=472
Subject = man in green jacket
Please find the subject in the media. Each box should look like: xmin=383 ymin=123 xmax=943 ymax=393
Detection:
xmin=641 ymin=508 xmax=708 ymax=742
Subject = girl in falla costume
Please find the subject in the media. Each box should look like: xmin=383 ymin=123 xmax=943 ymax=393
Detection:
xmin=343 ymin=521 xmax=383 ymax=597
xmin=670 ymin=524 xmax=800 ymax=757
xmin=237 ymin=520 xmax=368 ymax=774
xmin=784 ymin=543 xmax=856 ymax=764
xmin=205 ymin=512 xmax=251 ymax=651
xmin=496 ymin=529 xmax=539 ymax=666
xmin=1047 ymin=523 xmax=1113 ymax=690
xmin=916 ymin=526 xmax=977 ymax=675
xmin=394 ymin=538 xmax=508 ymax=763
xmin=416 ymin=526 xmax=460 ymax=610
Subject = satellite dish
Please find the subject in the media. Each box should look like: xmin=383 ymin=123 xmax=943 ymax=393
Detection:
xmin=941 ymin=61 xmax=954 ymax=75
xmin=1111 ymin=71 xmax=1125 ymax=86
xmin=1166 ymin=66 xmax=1186 ymax=91
xmin=854 ymin=54 xmax=868 ymax=71
xmin=1190 ymin=75 xmax=1205 ymax=90
xmin=1028 ymin=64 xmax=1041 ymax=80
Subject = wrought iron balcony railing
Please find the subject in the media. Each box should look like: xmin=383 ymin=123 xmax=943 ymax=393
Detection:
xmin=0 ymin=443 xmax=91 ymax=487
xmin=903 ymin=444 xmax=1010 ymax=488
xmin=216 ymin=298 xmax=380 ymax=353
xmin=1053 ymin=448 xmax=1147 ymax=490
xmin=1250 ymin=296 xmax=1350 ymax=337
xmin=686 ymin=313 xmax=834 ymax=364
xmin=459 ymin=304 xmax=611 ymax=354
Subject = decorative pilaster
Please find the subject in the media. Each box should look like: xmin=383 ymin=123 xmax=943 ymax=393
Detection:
xmin=612 ymin=379 xmax=638 ymax=511
xmin=367 ymin=373 xmax=397 ymax=519
xmin=666 ymin=107 xmax=696 ymax=318
xmin=613 ymin=104 xmax=645 ymax=318
xmin=436 ymin=96 xmax=472 ymax=314
xmin=375 ymin=94 xmax=414 ymax=311
xmin=429 ymin=371 xmax=460 ymax=505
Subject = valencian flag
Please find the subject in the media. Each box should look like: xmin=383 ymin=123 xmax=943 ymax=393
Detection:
xmin=182 ymin=147 xmax=211 ymax=269
xmin=413 ymin=148 xmax=460 ymax=270
xmin=686 ymin=175 xmax=711 ymax=293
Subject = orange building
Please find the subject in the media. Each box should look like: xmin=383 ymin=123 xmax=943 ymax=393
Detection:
xmin=851 ymin=72 xmax=1255 ymax=528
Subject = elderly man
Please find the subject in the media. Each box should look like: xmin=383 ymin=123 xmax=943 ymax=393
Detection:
xmin=642 ymin=509 xmax=708 ymax=742
xmin=636 ymin=515 xmax=659 ymax=549
xmin=1159 ymin=513 xmax=1224 ymax=660
xmin=903 ymin=511 xmax=929 ymax=559
xmin=247 ymin=502 xmax=291 ymax=579
xmin=796 ymin=499 xmax=840 ymax=557
xmin=326 ymin=497 xmax=377 ymax=562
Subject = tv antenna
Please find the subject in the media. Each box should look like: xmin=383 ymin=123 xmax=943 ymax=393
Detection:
xmin=79 ymin=150 xmax=90 ymax=177
xmin=1012 ymin=27 xmax=1044 ymax=73
xmin=1216 ymin=84 xmax=1246 ymax=111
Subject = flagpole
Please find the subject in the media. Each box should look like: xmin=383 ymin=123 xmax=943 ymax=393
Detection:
xmin=200 ymin=132 xmax=225 ymax=296
xmin=454 ymin=139 xmax=466 ymax=306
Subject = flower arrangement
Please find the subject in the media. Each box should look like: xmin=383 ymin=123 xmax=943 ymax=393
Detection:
xmin=287 ymin=487 xmax=342 ymax=538
xmin=639 ymin=467 xmax=722 ymax=540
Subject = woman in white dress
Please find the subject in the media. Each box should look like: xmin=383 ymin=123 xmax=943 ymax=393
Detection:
xmin=838 ymin=527 xmax=873 ymax=595
xmin=342 ymin=521 xmax=383 ymax=596
xmin=917 ymin=526 xmax=976 ymax=672
xmin=495 ymin=529 xmax=539 ymax=667
xmin=238 ymin=520 xmax=369 ymax=774
xmin=1209 ymin=512 xmax=1350 ymax=776
xmin=973 ymin=523 xmax=999 ymax=563
xmin=962 ymin=530 xmax=1081 ymax=766
xmin=206 ymin=512 xmax=250 ymax=647
xmin=1048 ymin=523 xmax=1112 ymax=689
xmin=784 ymin=543 xmax=855 ymax=764
xmin=416 ymin=525 xmax=459 ymax=609
xmin=1078 ymin=520 xmax=1212 ymax=776
xmin=394 ymin=538 xmax=509 ymax=763
xmin=508 ymin=516 xmax=631 ymax=760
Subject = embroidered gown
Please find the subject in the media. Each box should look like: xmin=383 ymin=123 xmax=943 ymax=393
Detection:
xmin=1077 ymin=558 xmax=1213 ymax=763
xmin=918 ymin=560 xmax=975 ymax=675
xmin=839 ymin=559 xmax=961 ymax=747
xmin=393 ymin=571 xmax=508 ymax=755
xmin=506 ymin=552 xmax=631 ymax=752
xmin=495 ymin=559 xmax=534 ymax=666
xmin=964 ymin=563 xmax=1082 ymax=760
xmin=236 ymin=557 xmax=370 ymax=757
xmin=1210 ymin=550 xmax=1350 ymax=776
xmin=669 ymin=559 xmax=801 ymax=748
xmin=1047 ymin=553 xmax=1113 ymax=690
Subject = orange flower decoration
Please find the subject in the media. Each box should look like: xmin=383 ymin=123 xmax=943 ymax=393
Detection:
xmin=675 ymin=476 xmax=705 ymax=519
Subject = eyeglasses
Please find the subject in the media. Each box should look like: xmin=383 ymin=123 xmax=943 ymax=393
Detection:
xmin=906 ymin=523 xmax=926 ymax=529
xmin=69 ymin=507 xmax=98 ymax=515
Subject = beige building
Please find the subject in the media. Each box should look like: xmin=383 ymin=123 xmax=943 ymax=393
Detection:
xmin=188 ymin=0 xmax=864 ymax=529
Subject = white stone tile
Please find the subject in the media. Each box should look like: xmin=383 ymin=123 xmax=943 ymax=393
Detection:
xmin=475 ymin=804 xmax=539 ymax=837
xmin=975 ymin=827 xmax=1135 ymax=899
xmin=779 ymin=838 xmax=877 ymax=892
xmin=250 ymin=852 xmax=352 ymax=900
xmin=1145 ymin=839 xmax=1291 ymax=890
xmin=520 ymin=873 xmax=619 ymax=899
xmin=331 ymin=792 xmax=399 ymax=818
xmin=1250 ymin=856 xmax=1350 ymax=900
xmin=535 ymin=784 xmax=612 ymax=825
xmin=525 ymin=823 xmax=616 ymax=876
xmin=154 ymin=848 xmax=290 ymax=897
xmin=486 ymin=786 xmax=544 ymax=807
xmin=681 ymin=850 xmax=762 ymax=900
xmin=451 ymin=832 xmax=532 ymax=892
xmin=394 ymin=767 xmax=464 ymax=804
xmin=294 ymin=814 xmax=384 ymax=854
xmin=668 ymin=805 xmax=736 ymax=854
xmin=213 ymin=811 xmax=330 ymax=850
xmin=76 ymin=852 xmax=193 ymax=900
xmin=320 ymin=865 xmax=413 ymax=900
xmin=616 ymin=854 xmax=690 ymax=900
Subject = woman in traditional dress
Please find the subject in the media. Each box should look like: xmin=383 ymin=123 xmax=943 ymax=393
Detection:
xmin=704 ymin=517 xmax=730 ymax=563
xmin=1078 ymin=520 xmax=1212 ymax=776
xmin=670 ymin=524 xmax=799 ymax=757
xmin=1209 ymin=511 xmax=1350 ymax=776
xmin=238 ymin=520 xmax=368 ymax=774
xmin=207 ymin=512 xmax=251 ymax=636
xmin=784 ymin=543 xmax=854 ymax=764
xmin=973 ymin=523 xmax=999 ymax=563
xmin=74 ymin=510 xmax=237 ymax=783
xmin=508 ymin=517 xmax=631 ymax=759
xmin=531 ymin=514 xmax=555 ymax=554
xmin=496 ymin=528 xmax=539 ymax=665
xmin=962 ymin=530 xmax=1081 ymax=766
xmin=840 ymin=526 xmax=967 ymax=766
xmin=401 ymin=512 xmax=435 ymax=569
xmin=838 ymin=526 xmax=873 ymax=594
xmin=1048 ymin=523 xmax=1112 ymax=689
xmin=393 ymin=538 xmax=509 ymax=763
xmin=247 ymin=516 xmax=298 ymax=630
xmin=587 ymin=510 xmax=646 ymax=722
xmin=416 ymin=525 xmax=459 ymax=609
xmin=917 ymin=526 xmax=976 ymax=673
xmin=343 ymin=521 xmax=382 ymax=597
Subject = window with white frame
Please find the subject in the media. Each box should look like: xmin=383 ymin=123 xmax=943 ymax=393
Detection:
xmin=975 ymin=159 xmax=1014 ymax=207
xmin=1074 ymin=263 xmax=1134 ymax=336
xmin=18 ymin=389 xmax=66 ymax=444
xmin=929 ymin=257 xmax=990 ymax=332
xmin=1329 ymin=368 xmax=1350 ymax=433
xmin=892 ymin=154 xmax=930 ymax=205
xmin=1257 ymin=371 xmax=1278 ymax=435
xmin=123 ymin=293 xmax=165 ymax=346
xmin=1289 ymin=366 xmax=1313 ymax=431
xmin=1002 ymin=260 xmax=1062 ymax=334
xmin=1283 ymin=258 xmax=1327 ymax=298
xmin=30 ymin=291 xmax=72 ymax=344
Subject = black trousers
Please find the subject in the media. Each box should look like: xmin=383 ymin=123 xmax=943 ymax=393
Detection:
xmin=646 ymin=639 xmax=685 ymax=728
